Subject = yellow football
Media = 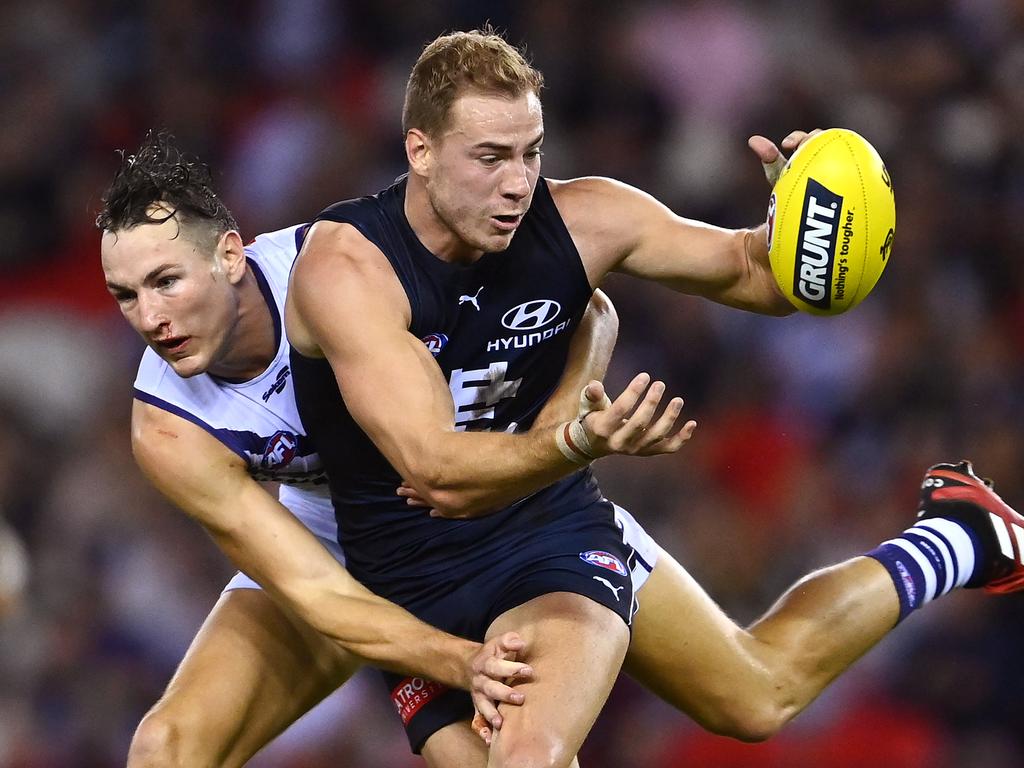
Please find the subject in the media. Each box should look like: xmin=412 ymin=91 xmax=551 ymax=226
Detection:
xmin=766 ymin=128 xmax=896 ymax=315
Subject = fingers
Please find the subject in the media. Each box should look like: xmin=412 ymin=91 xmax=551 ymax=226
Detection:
xmin=593 ymin=372 xmax=652 ymax=426
xmin=396 ymin=483 xmax=430 ymax=507
xmin=471 ymin=690 xmax=503 ymax=733
xmin=747 ymin=134 xmax=781 ymax=164
xmin=493 ymin=631 xmax=525 ymax=654
xmin=471 ymin=711 xmax=492 ymax=745
xmin=749 ymin=130 xmax=822 ymax=188
xmin=583 ymin=374 xmax=693 ymax=456
xmin=583 ymin=380 xmax=605 ymax=405
xmin=780 ymin=128 xmax=822 ymax=151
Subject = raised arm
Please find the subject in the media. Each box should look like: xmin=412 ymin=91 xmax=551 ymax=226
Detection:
xmin=549 ymin=176 xmax=792 ymax=316
xmin=285 ymin=222 xmax=686 ymax=516
xmin=131 ymin=399 xmax=530 ymax=725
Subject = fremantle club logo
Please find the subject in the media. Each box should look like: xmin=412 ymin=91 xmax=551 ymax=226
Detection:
xmin=793 ymin=178 xmax=843 ymax=311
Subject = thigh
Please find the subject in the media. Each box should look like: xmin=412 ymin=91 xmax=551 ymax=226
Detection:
xmin=150 ymin=587 xmax=361 ymax=767
xmin=485 ymin=592 xmax=629 ymax=768
xmin=624 ymin=546 xmax=764 ymax=721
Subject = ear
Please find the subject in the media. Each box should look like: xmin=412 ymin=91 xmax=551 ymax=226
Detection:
xmin=405 ymin=128 xmax=432 ymax=178
xmin=218 ymin=231 xmax=248 ymax=284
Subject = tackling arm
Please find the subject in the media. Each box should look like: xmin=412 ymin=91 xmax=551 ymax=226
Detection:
xmin=130 ymin=399 xmax=530 ymax=714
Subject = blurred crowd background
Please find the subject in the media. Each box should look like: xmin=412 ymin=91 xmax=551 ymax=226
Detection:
xmin=2 ymin=0 xmax=1023 ymax=766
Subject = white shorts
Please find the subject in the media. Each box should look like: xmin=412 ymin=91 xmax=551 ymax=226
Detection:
xmin=612 ymin=502 xmax=659 ymax=593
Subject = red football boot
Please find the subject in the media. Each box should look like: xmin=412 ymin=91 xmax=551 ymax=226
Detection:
xmin=918 ymin=461 xmax=1024 ymax=594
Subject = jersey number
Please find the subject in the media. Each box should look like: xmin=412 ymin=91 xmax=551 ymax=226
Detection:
xmin=448 ymin=362 xmax=522 ymax=431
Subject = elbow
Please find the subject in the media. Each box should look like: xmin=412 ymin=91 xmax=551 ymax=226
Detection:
xmin=403 ymin=462 xmax=482 ymax=517
xmin=586 ymin=287 xmax=620 ymax=331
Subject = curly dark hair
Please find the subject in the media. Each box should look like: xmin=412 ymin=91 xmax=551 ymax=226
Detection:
xmin=95 ymin=130 xmax=238 ymax=244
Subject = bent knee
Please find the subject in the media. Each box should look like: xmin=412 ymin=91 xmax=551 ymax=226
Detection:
xmin=128 ymin=710 xmax=217 ymax=768
xmin=701 ymin=699 xmax=789 ymax=743
xmin=490 ymin=733 xmax=574 ymax=768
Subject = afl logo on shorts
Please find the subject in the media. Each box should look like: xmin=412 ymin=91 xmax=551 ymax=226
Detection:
xmin=421 ymin=332 xmax=448 ymax=356
xmin=579 ymin=550 xmax=627 ymax=576
xmin=261 ymin=430 xmax=297 ymax=469
xmin=502 ymin=300 xmax=561 ymax=331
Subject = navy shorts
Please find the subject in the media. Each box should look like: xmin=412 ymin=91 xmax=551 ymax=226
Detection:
xmin=377 ymin=497 xmax=640 ymax=753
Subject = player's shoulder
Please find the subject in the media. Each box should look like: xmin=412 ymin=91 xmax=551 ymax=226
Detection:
xmin=546 ymin=175 xmax=646 ymax=204
xmin=545 ymin=176 xmax=662 ymax=265
xmin=546 ymin=176 xmax=661 ymax=228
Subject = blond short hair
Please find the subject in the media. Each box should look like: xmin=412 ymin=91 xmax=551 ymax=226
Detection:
xmin=403 ymin=28 xmax=544 ymax=137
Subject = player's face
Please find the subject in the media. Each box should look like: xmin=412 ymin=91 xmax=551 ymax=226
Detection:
xmin=427 ymin=90 xmax=544 ymax=254
xmin=101 ymin=215 xmax=240 ymax=378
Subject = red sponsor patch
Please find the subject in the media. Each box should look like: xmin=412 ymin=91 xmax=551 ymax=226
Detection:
xmin=390 ymin=677 xmax=447 ymax=725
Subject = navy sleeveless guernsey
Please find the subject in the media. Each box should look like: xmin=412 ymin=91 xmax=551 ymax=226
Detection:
xmin=290 ymin=176 xmax=621 ymax=601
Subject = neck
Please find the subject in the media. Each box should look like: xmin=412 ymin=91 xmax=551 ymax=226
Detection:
xmin=207 ymin=265 xmax=277 ymax=382
xmin=404 ymin=173 xmax=483 ymax=265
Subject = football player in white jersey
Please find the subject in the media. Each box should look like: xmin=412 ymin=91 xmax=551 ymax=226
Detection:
xmin=98 ymin=132 xmax=677 ymax=767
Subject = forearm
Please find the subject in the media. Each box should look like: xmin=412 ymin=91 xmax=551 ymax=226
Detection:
xmin=290 ymin=574 xmax=477 ymax=688
xmin=206 ymin=517 xmax=476 ymax=688
xmin=412 ymin=427 xmax=579 ymax=515
xmin=533 ymin=289 xmax=618 ymax=429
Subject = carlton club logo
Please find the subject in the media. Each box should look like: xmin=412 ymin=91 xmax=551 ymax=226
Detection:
xmin=501 ymin=299 xmax=561 ymax=331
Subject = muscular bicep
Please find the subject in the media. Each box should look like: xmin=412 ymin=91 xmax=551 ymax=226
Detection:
xmin=551 ymin=177 xmax=782 ymax=313
xmin=286 ymin=221 xmax=459 ymax=483
xmin=132 ymin=400 xmax=381 ymax=599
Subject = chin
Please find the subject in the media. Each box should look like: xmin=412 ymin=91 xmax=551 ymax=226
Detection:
xmin=167 ymin=355 xmax=207 ymax=378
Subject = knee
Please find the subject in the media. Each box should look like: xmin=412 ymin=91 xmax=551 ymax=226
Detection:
xmin=490 ymin=732 xmax=573 ymax=768
xmin=699 ymin=697 xmax=790 ymax=743
xmin=127 ymin=710 xmax=193 ymax=768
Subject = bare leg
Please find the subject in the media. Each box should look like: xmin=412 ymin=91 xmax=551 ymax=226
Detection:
xmin=625 ymin=547 xmax=898 ymax=742
xmin=128 ymin=588 xmax=360 ymax=768
xmin=483 ymin=592 xmax=627 ymax=768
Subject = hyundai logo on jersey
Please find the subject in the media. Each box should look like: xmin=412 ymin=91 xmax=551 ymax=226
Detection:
xmin=501 ymin=299 xmax=561 ymax=331
xmin=261 ymin=430 xmax=298 ymax=469
xmin=579 ymin=550 xmax=627 ymax=576
xmin=421 ymin=333 xmax=449 ymax=356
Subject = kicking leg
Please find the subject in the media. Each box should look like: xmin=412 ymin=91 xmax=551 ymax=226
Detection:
xmin=128 ymin=588 xmax=360 ymax=768
xmin=625 ymin=547 xmax=895 ymax=741
xmin=483 ymin=592 xmax=628 ymax=768
xmin=625 ymin=460 xmax=1022 ymax=742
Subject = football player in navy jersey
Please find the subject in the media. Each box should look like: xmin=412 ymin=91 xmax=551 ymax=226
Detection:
xmin=286 ymin=28 xmax=1024 ymax=768
xmin=96 ymin=132 xmax=673 ymax=767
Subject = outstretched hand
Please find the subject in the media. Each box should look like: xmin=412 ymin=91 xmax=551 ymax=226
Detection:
xmin=469 ymin=631 xmax=533 ymax=733
xmin=577 ymin=373 xmax=696 ymax=458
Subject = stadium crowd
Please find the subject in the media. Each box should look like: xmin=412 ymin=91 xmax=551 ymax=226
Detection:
xmin=1 ymin=1 xmax=1023 ymax=765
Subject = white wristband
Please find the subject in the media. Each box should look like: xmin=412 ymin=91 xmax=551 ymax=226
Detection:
xmin=555 ymin=419 xmax=595 ymax=465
